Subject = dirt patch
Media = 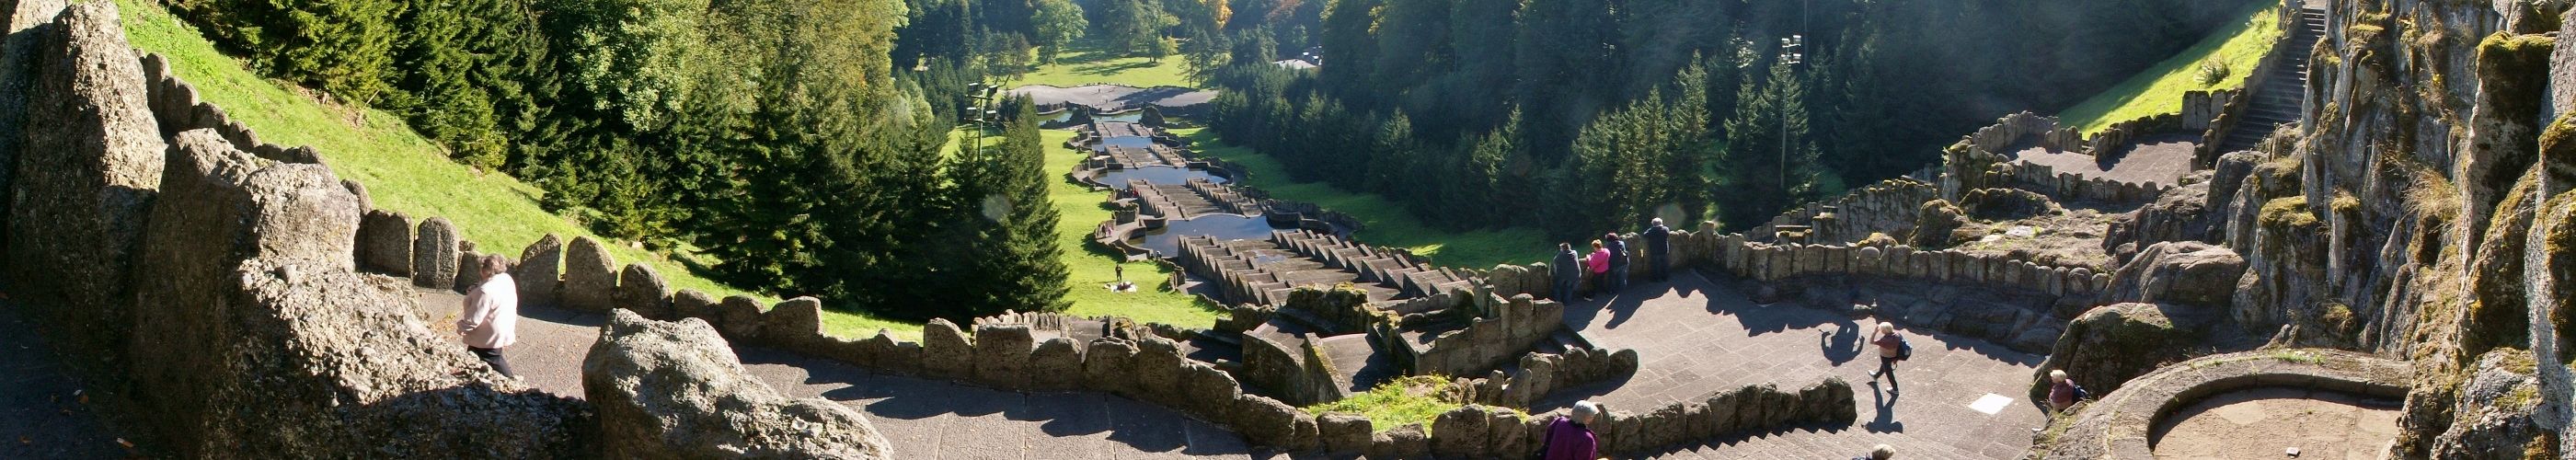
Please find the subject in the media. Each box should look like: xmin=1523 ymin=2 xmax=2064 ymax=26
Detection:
xmin=2149 ymin=387 xmax=2403 ymax=459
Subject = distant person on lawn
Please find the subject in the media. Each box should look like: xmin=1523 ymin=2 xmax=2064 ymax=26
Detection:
xmin=457 ymin=255 xmax=520 ymax=378
xmin=1586 ymin=240 xmax=1611 ymax=300
xmin=1604 ymin=233 xmax=1629 ymax=291
xmin=1868 ymin=322 xmax=1903 ymax=393
xmin=1643 ymin=218 xmax=1673 ymax=282
xmin=1552 ymin=243 xmax=1582 ymax=302
xmin=1541 ymin=400 xmax=1602 ymax=460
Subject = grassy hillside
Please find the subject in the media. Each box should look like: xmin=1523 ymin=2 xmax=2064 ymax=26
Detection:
xmin=1179 ymin=129 xmax=1552 ymax=269
xmin=1007 ymin=40 xmax=1193 ymax=89
xmin=2056 ymin=1 xmax=2282 ymax=133
xmin=1037 ymin=130 xmax=1225 ymax=326
xmin=113 ymin=0 xmax=920 ymax=339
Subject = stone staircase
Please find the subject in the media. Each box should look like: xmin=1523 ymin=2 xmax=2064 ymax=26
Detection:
xmin=1173 ymin=230 xmax=1478 ymax=307
xmin=2217 ymin=5 xmax=2327 ymax=152
xmin=1130 ymin=178 xmax=1259 ymax=219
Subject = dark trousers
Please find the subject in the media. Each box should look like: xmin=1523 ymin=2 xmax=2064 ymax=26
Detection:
xmin=470 ymin=346 xmax=515 ymax=378
xmin=1609 ymin=262 xmax=1629 ymax=291
xmin=1555 ymin=277 xmax=1579 ymax=302
xmin=1871 ymin=356 xmax=1898 ymax=388
xmin=1651 ymin=255 xmax=1670 ymax=282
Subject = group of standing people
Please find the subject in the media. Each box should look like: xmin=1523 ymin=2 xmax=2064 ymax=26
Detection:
xmin=1551 ymin=218 xmax=1677 ymax=302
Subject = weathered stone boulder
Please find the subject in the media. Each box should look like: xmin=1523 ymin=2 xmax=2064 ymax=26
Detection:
xmin=672 ymin=289 xmax=719 ymax=326
xmin=1230 ymin=395 xmax=1315 ymax=451
xmin=454 ymin=248 xmax=488 ymax=292
xmin=1178 ymin=363 xmax=1242 ymax=422
xmin=0 ymin=0 xmax=62 ymax=258
xmin=411 ymin=217 xmax=458 ymax=289
xmin=513 ymin=234 xmax=562 ymax=307
xmin=2099 ymin=241 xmax=2247 ymax=308
xmin=2425 ymin=349 xmax=2553 ymax=460
xmin=1317 ymin=412 xmax=1372 ymax=454
xmin=2103 ymin=178 xmax=2219 ymax=265
xmin=715 ymin=295 xmax=765 ymax=340
xmin=561 ymin=236 xmax=617 ymax=312
xmin=971 ymin=324 xmax=1035 ymax=387
xmin=1368 ymin=423 xmax=1430 ymax=458
xmin=1081 ymin=339 xmax=1138 ymax=395
xmin=6 ymin=0 xmax=164 ymax=347
xmin=920 ymin=319 xmax=972 ymax=379
xmin=1961 ymin=188 xmax=2057 ymax=221
xmin=760 ymin=297 xmax=824 ymax=350
xmin=615 ymin=263 xmax=672 ymax=319
xmin=1025 ymin=338 xmax=1084 ymax=390
xmin=1131 ymin=337 xmax=1185 ymax=398
xmin=586 ymin=310 xmax=893 ymax=459
xmin=2029 ymin=303 xmax=2210 ymax=405
xmin=1431 ymin=405 xmax=1490 ymax=457
xmin=1911 ymin=199 xmax=1969 ymax=247
xmin=355 ymin=210 xmax=413 ymax=275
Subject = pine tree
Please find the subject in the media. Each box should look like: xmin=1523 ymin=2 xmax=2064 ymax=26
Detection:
xmin=1719 ymin=59 xmax=1823 ymax=228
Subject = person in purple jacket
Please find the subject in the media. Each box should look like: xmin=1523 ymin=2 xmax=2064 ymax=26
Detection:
xmin=1542 ymin=400 xmax=1602 ymax=460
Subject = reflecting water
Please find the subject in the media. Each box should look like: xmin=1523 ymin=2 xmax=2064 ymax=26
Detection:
xmin=1088 ymin=136 xmax=1158 ymax=153
xmin=1131 ymin=214 xmax=1282 ymax=257
xmin=1049 ymin=111 xmax=1146 ymax=124
xmin=1097 ymin=167 xmax=1227 ymax=190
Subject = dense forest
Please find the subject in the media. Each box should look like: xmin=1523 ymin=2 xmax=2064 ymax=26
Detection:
xmin=156 ymin=0 xmax=1081 ymax=321
xmin=1200 ymin=0 xmax=2248 ymax=239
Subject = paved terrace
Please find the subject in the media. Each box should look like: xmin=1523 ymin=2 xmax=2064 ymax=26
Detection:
xmin=415 ymin=292 xmax=1262 ymax=458
xmin=2005 ymin=133 xmax=2199 ymax=189
xmin=1540 ymin=270 xmax=2050 ymax=459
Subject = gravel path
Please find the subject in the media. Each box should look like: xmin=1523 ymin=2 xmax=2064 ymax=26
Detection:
xmin=0 ymin=296 xmax=141 ymax=458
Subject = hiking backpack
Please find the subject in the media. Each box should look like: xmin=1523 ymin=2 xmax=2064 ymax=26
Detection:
xmin=1895 ymin=335 xmax=1914 ymax=361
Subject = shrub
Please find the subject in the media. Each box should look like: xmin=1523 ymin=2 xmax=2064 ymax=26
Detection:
xmin=2193 ymin=58 xmax=2232 ymax=86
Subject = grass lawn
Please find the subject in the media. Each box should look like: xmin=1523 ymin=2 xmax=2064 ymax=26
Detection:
xmin=115 ymin=0 xmax=919 ymax=339
xmin=1176 ymin=129 xmax=1552 ymax=269
xmin=1038 ymin=130 xmax=1225 ymax=327
xmin=2056 ymin=1 xmax=2281 ymax=133
xmin=1305 ymin=375 xmax=1497 ymax=432
xmin=1006 ymin=40 xmax=1194 ymax=89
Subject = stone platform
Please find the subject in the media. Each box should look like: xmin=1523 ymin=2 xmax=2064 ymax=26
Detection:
xmin=1541 ymin=270 xmax=2051 ymax=459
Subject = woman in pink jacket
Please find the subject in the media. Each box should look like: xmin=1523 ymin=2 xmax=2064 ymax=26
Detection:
xmin=1586 ymin=240 xmax=1611 ymax=300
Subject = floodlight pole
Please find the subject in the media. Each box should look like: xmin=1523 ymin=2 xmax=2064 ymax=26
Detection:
xmin=1779 ymin=35 xmax=1803 ymax=196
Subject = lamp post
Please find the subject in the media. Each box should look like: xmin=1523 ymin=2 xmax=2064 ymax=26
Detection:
xmin=1778 ymin=35 xmax=1803 ymax=196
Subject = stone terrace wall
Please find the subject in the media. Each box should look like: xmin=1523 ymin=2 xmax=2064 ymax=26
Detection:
xmin=1712 ymin=235 xmax=2111 ymax=300
xmin=1237 ymin=329 xmax=1348 ymax=406
xmin=1942 ymin=111 xmax=2194 ymax=204
xmin=1381 ymin=293 xmax=1567 ymax=378
xmin=1447 ymin=347 xmax=1640 ymax=408
xmin=1426 ymin=378 xmax=1857 ymax=458
xmin=2039 ymin=350 xmax=2409 ymax=459
xmin=0 ymin=6 xmax=894 ymax=455
xmin=1747 ymin=178 xmax=1938 ymax=244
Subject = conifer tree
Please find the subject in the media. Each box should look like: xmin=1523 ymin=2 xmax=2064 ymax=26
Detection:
xmin=1719 ymin=59 xmax=1823 ymax=227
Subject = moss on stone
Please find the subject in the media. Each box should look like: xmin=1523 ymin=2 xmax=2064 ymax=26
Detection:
xmin=2260 ymin=197 xmax=2319 ymax=229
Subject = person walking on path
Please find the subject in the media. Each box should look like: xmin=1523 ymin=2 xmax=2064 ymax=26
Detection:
xmin=1604 ymin=233 xmax=1630 ymax=292
xmin=457 ymin=255 xmax=520 ymax=378
xmin=1867 ymin=322 xmax=1904 ymax=393
xmin=1552 ymin=243 xmax=1582 ymax=302
xmin=2048 ymin=369 xmax=2084 ymax=412
xmin=1586 ymin=240 xmax=1611 ymax=300
xmin=1643 ymin=218 xmax=1672 ymax=282
xmin=1540 ymin=400 xmax=1602 ymax=460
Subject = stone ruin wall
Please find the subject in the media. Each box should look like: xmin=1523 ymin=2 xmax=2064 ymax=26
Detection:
xmin=1942 ymin=111 xmax=2189 ymax=204
xmin=1746 ymin=178 xmax=1938 ymax=244
xmin=1236 ymin=328 xmax=1348 ymax=406
xmin=1446 ymin=347 xmax=1641 ymax=408
xmin=1384 ymin=292 xmax=1569 ymax=378
xmin=0 ymin=3 xmax=891 ymax=456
